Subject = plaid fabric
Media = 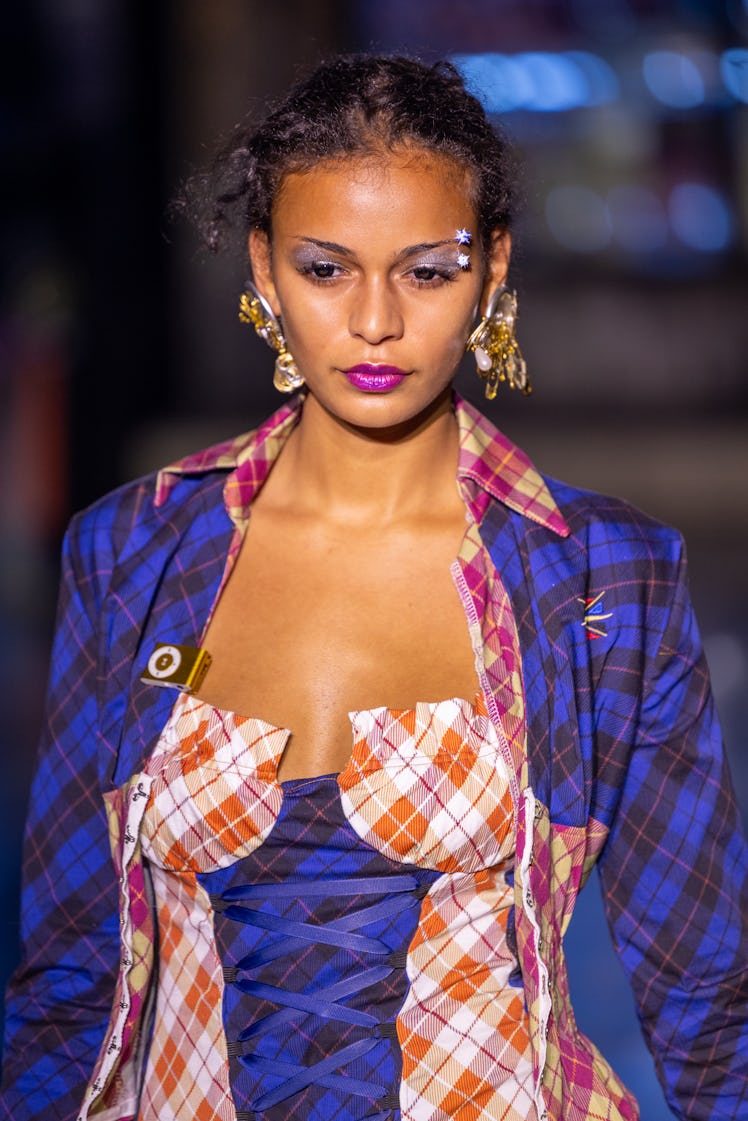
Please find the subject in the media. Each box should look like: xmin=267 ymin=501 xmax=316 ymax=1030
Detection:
xmin=398 ymin=867 xmax=535 ymax=1121
xmin=137 ymin=693 xmax=288 ymax=1120
xmin=452 ymin=518 xmax=528 ymax=803
xmin=2 ymin=396 xmax=746 ymax=1121
xmin=203 ymin=774 xmax=437 ymax=1121
xmin=142 ymin=692 xmax=287 ymax=871
xmin=138 ymin=867 xmax=231 ymax=1121
xmin=339 ymin=694 xmax=514 ymax=873
xmin=134 ymin=689 xmax=530 ymax=1119
xmin=479 ymin=481 xmax=748 ymax=1120
xmin=338 ymin=692 xmax=536 ymax=1117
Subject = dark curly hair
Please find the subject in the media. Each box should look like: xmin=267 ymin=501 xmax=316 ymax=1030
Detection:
xmin=177 ymin=54 xmax=518 ymax=259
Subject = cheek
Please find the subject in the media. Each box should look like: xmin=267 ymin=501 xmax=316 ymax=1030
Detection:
xmin=423 ymin=298 xmax=478 ymax=353
xmin=439 ymin=329 xmax=471 ymax=374
xmin=280 ymin=300 xmax=334 ymax=356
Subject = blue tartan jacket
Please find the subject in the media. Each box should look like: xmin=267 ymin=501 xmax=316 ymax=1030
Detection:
xmin=1 ymin=397 xmax=746 ymax=1121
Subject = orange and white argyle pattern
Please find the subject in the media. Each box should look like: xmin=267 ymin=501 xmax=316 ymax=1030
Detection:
xmin=339 ymin=695 xmax=535 ymax=1120
xmin=114 ymin=683 xmax=532 ymax=1119
xmin=142 ymin=692 xmax=287 ymax=872
xmin=137 ymin=693 xmax=291 ymax=1121
xmin=339 ymin=694 xmax=514 ymax=874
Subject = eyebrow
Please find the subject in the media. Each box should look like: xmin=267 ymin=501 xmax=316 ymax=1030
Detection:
xmin=292 ymin=236 xmax=457 ymax=258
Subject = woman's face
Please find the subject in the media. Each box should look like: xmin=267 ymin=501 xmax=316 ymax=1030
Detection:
xmin=249 ymin=147 xmax=510 ymax=431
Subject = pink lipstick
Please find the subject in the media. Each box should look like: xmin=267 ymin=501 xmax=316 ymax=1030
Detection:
xmin=343 ymin=364 xmax=408 ymax=392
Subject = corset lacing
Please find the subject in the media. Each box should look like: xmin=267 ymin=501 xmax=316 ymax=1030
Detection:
xmin=210 ymin=872 xmax=429 ymax=1119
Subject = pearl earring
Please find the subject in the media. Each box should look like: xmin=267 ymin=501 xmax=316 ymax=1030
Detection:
xmin=466 ymin=285 xmax=531 ymax=398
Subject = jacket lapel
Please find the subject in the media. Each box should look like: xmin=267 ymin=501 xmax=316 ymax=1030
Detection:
xmin=99 ymin=472 xmax=236 ymax=789
xmin=479 ymin=498 xmax=593 ymax=827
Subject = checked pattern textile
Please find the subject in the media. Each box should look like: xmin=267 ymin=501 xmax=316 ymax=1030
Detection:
xmin=112 ymin=689 xmax=535 ymax=1120
xmin=2 ymin=394 xmax=746 ymax=1121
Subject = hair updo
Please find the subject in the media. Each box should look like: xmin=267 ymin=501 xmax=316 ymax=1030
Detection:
xmin=178 ymin=54 xmax=518 ymax=259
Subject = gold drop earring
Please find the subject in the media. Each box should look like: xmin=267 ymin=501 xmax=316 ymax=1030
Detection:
xmin=238 ymin=281 xmax=305 ymax=393
xmin=466 ymin=285 xmax=531 ymax=398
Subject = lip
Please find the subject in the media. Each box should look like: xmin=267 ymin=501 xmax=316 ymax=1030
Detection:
xmin=343 ymin=363 xmax=409 ymax=392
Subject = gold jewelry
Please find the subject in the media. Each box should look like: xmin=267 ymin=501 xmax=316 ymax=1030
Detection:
xmin=466 ymin=285 xmax=531 ymax=398
xmin=238 ymin=283 xmax=304 ymax=393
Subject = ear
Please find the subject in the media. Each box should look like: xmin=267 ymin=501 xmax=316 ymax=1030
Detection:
xmin=248 ymin=230 xmax=281 ymax=315
xmin=479 ymin=229 xmax=511 ymax=315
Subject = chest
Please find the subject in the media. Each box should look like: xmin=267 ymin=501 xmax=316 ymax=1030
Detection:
xmin=197 ymin=505 xmax=481 ymax=780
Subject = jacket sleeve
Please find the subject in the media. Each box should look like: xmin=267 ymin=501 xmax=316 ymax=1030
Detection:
xmin=597 ymin=533 xmax=748 ymax=1120
xmin=0 ymin=515 xmax=119 ymax=1119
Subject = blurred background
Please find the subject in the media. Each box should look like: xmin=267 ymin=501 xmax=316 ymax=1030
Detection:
xmin=1 ymin=1 xmax=746 ymax=1116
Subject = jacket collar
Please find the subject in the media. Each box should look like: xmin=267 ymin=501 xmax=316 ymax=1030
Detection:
xmin=453 ymin=395 xmax=569 ymax=537
xmin=155 ymin=393 xmax=569 ymax=538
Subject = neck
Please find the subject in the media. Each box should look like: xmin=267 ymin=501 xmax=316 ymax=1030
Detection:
xmin=271 ymin=390 xmax=461 ymax=525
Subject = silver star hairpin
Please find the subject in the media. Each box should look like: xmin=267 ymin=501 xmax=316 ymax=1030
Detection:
xmin=455 ymin=229 xmax=472 ymax=269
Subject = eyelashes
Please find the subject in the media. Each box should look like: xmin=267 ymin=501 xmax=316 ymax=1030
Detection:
xmin=409 ymin=264 xmax=460 ymax=287
xmin=298 ymin=261 xmax=343 ymax=283
xmin=296 ymin=259 xmax=461 ymax=288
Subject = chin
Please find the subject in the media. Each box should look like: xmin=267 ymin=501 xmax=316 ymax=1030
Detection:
xmin=318 ymin=386 xmax=453 ymax=435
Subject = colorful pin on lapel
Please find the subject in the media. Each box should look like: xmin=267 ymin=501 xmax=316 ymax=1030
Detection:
xmin=577 ymin=592 xmax=613 ymax=639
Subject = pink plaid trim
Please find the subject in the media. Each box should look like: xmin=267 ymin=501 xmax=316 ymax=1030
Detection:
xmin=154 ymin=397 xmax=302 ymax=517
xmin=455 ymin=398 xmax=569 ymax=537
xmin=452 ymin=520 xmax=527 ymax=794
xmin=79 ymin=780 xmax=157 ymax=1119
xmin=515 ymin=792 xmax=638 ymax=1120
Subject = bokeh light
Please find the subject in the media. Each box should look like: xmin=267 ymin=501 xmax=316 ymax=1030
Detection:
xmin=452 ymin=51 xmax=618 ymax=113
xmin=519 ymin=52 xmax=588 ymax=111
xmin=669 ymin=183 xmax=733 ymax=251
xmin=642 ymin=50 xmax=705 ymax=108
xmin=721 ymin=48 xmax=748 ymax=103
xmin=566 ymin=51 xmax=620 ymax=106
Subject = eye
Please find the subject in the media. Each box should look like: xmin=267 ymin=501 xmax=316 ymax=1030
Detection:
xmin=298 ymin=260 xmax=343 ymax=283
xmin=412 ymin=266 xmax=440 ymax=282
xmin=408 ymin=263 xmax=458 ymax=288
xmin=311 ymin=261 xmax=337 ymax=279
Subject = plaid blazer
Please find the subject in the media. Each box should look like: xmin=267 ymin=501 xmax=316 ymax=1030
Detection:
xmin=2 ymin=396 xmax=746 ymax=1121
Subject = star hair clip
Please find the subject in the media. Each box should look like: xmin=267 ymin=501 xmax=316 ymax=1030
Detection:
xmin=455 ymin=228 xmax=472 ymax=270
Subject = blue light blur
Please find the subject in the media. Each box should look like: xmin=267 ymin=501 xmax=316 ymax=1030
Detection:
xmin=642 ymin=51 xmax=705 ymax=108
xmin=452 ymin=54 xmax=519 ymax=113
xmin=721 ymin=49 xmax=748 ymax=103
xmin=566 ymin=52 xmax=620 ymax=106
xmin=519 ymin=53 xmax=587 ymax=111
xmin=669 ymin=184 xmax=733 ymax=251
xmin=454 ymin=48 xmax=747 ymax=112
xmin=451 ymin=51 xmax=618 ymax=113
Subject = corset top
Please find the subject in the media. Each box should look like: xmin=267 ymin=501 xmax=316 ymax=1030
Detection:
xmin=135 ymin=690 xmax=533 ymax=1121
xmin=141 ymin=689 xmax=516 ymax=876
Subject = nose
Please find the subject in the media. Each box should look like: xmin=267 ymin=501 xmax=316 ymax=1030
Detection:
xmin=348 ymin=277 xmax=404 ymax=345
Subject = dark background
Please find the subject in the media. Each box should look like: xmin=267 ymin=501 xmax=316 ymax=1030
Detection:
xmin=1 ymin=2 xmax=746 ymax=1117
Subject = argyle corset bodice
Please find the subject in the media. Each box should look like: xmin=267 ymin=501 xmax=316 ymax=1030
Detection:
xmin=135 ymin=691 xmax=536 ymax=1121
